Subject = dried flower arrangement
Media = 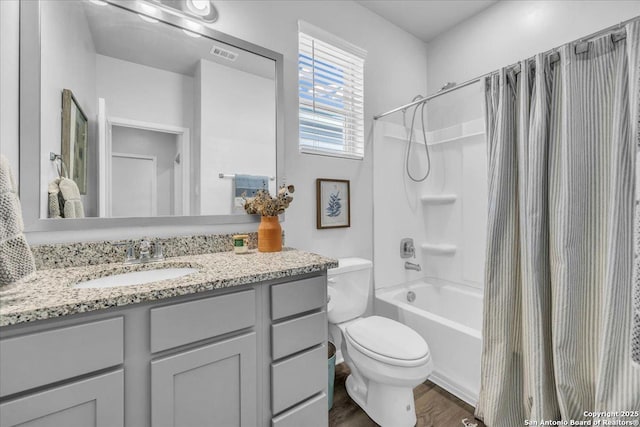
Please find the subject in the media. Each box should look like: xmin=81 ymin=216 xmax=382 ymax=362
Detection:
xmin=243 ymin=185 xmax=295 ymax=217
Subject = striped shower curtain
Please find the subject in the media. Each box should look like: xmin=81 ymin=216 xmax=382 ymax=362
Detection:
xmin=476 ymin=22 xmax=640 ymax=426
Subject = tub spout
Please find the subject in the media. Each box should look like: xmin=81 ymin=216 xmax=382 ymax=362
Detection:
xmin=405 ymin=261 xmax=421 ymax=271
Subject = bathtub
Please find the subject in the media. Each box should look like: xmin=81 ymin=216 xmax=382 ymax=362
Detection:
xmin=375 ymin=279 xmax=483 ymax=406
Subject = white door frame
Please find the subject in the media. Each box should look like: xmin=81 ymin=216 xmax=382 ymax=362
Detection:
xmin=97 ymin=98 xmax=112 ymax=217
xmin=101 ymin=115 xmax=191 ymax=216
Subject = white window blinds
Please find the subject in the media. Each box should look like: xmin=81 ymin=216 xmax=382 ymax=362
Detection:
xmin=298 ymin=22 xmax=366 ymax=160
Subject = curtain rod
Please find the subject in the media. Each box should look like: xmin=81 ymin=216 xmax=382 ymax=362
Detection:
xmin=373 ymin=15 xmax=639 ymax=121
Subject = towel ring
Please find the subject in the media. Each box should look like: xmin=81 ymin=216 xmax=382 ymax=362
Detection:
xmin=49 ymin=152 xmax=69 ymax=179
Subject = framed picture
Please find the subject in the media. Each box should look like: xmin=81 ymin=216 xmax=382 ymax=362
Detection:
xmin=316 ymin=178 xmax=350 ymax=229
xmin=61 ymin=88 xmax=88 ymax=194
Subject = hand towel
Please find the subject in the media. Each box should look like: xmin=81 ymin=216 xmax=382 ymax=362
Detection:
xmin=47 ymin=177 xmax=85 ymax=219
xmin=0 ymin=154 xmax=36 ymax=287
xmin=233 ymin=174 xmax=268 ymax=212
xmin=48 ymin=178 xmax=63 ymax=219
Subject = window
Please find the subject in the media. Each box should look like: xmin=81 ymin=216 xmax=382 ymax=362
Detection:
xmin=298 ymin=22 xmax=366 ymax=160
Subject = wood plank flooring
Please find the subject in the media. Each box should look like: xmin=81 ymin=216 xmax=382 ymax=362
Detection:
xmin=329 ymin=363 xmax=486 ymax=427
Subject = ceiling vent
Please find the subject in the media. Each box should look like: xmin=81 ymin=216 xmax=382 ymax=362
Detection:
xmin=210 ymin=46 xmax=238 ymax=61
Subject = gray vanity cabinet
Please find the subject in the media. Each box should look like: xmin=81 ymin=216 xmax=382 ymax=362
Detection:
xmin=0 ymin=272 xmax=329 ymax=427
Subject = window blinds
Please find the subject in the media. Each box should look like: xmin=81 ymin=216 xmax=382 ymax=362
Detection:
xmin=298 ymin=22 xmax=366 ymax=160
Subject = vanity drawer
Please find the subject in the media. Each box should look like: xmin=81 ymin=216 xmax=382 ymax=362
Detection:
xmin=271 ymin=276 xmax=325 ymax=321
xmin=272 ymin=393 xmax=327 ymax=427
xmin=150 ymin=289 xmax=255 ymax=353
xmin=271 ymin=345 xmax=326 ymax=415
xmin=0 ymin=317 xmax=124 ymax=397
xmin=271 ymin=311 xmax=326 ymax=360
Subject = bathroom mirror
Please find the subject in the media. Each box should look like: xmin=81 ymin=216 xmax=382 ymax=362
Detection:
xmin=19 ymin=0 xmax=284 ymax=230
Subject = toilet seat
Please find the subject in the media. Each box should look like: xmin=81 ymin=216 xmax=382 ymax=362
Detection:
xmin=345 ymin=316 xmax=430 ymax=368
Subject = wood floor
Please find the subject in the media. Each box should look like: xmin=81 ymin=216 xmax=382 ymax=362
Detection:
xmin=329 ymin=363 xmax=486 ymax=427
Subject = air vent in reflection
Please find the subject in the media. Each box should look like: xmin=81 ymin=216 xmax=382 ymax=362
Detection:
xmin=210 ymin=46 xmax=238 ymax=61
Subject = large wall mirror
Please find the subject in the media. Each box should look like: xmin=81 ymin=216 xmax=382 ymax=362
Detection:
xmin=20 ymin=0 xmax=283 ymax=231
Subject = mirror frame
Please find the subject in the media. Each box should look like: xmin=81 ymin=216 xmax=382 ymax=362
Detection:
xmin=19 ymin=0 xmax=284 ymax=231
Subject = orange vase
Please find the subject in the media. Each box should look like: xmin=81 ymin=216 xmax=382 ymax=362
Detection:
xmin=258 ymin=216 xmax=282 ymax=252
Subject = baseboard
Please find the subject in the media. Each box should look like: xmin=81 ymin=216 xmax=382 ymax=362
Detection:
xmin=428 ymin=371 xmax=478 ymax=408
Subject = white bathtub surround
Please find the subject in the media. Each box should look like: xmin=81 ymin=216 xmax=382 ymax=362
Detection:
xmin=376 ymin=279 xmax=482 ymax=405
xmin=373 ymin=118 xmax=487 ymax=293
xmin=372 ymin=118 xmax=487 ymax=407
xmin=328 ymin=258 xmax=433 ymax=427
xmin=477 ymin=21 xmax=640 ymax=426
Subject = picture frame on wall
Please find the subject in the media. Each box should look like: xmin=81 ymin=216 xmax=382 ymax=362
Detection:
xmin=316 ymin=178 xmax=350 ymax=229
xmin=61 ymin=88 xmax=88 ymax=194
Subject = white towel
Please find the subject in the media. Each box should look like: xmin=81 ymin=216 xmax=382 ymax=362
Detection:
xmin=0 ymin=154 xmax=36 ymax=287
xmin=47 ymin=177 xmax=84 ymax=219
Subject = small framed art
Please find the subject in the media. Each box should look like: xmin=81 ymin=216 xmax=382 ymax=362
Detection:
xmin=316 ymin=178 xmax=350 ymax=229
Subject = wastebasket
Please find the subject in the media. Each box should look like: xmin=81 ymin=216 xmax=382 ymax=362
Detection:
xmin=328 ymin=342 xmax=336 ymax=410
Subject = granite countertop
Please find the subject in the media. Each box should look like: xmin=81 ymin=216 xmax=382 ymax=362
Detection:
xmin=0 ymin=248 xmax=338 ymax=327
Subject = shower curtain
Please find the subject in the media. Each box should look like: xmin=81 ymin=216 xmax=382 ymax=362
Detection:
xmin=476 ymin=22 xmax=640 ymax=426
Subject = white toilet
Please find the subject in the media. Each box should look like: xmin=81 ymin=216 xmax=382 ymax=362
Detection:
xmin=327 ymin=258 xmax=433 ymax=427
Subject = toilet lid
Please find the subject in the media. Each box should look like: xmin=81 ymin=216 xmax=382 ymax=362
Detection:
xmin=345 ymin=316 xmax=429 ymax=362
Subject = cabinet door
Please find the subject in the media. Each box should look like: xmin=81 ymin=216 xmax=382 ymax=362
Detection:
xmin=0 ymin=370 xmax=124 ymax=427
xmin=151 ymin=332 xmax=257 ymax=427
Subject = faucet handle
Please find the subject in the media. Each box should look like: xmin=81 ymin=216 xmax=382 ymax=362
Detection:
xmin=152 ymin=241 xmax=165 ymax=261
xmin=400 ymin=238 xmax=415 ymax=259
xmin=114 ymin=242 xmax=136 ymax=263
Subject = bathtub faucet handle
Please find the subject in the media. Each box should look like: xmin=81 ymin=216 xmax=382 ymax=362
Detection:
xmin=400 ymin=238 xmax=416 ymax=259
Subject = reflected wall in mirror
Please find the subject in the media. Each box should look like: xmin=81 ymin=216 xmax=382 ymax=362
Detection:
xmin=37 ymin=0 xmax=277 ymax=220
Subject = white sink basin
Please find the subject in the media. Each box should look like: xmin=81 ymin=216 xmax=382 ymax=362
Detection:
xmin=73 ymin=268 xmax=199 ymax=289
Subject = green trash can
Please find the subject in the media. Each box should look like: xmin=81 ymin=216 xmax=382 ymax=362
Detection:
xmin=328 ymin=342 xmax=336 ymax=410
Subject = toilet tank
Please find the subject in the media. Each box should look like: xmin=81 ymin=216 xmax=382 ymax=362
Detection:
xmin=327 ymin=258 xmax=373 ymax=324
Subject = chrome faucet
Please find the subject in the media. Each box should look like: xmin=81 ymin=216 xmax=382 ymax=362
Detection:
xmin=115 ymin=239 xmax=164 ymax=264
xmin=138 ymin=239 xmax=152 ymax=262
xmin=404 ymin=261 xmax=421 ymax=271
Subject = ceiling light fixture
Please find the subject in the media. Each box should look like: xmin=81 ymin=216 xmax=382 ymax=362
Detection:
xmin=185 ymin=0 xmax=210 ymax=16
xmin=150 ymin=0 xmax=218 ymax=23
xmin=88 ymin=0 xmax=108 ymax=5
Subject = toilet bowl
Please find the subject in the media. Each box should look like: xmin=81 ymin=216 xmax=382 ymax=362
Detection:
xmin=328 ymin=258 xmax=433 ymax=427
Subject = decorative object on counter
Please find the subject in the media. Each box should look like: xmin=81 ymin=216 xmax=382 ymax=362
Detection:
xmin=233 ymin=234 xmax=249 ymax=254
xmin=61 ymin=88 xmax=88 ymax=194
xmin=257 ymin=216 xmax=282 ymax=253
xmin=243 ymin=184 xmax=295 ymax=252
xmin=316 ymin=179 xmax=350 ymax=229
xmin=0 ymin=155 xmax=36 ymax=287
